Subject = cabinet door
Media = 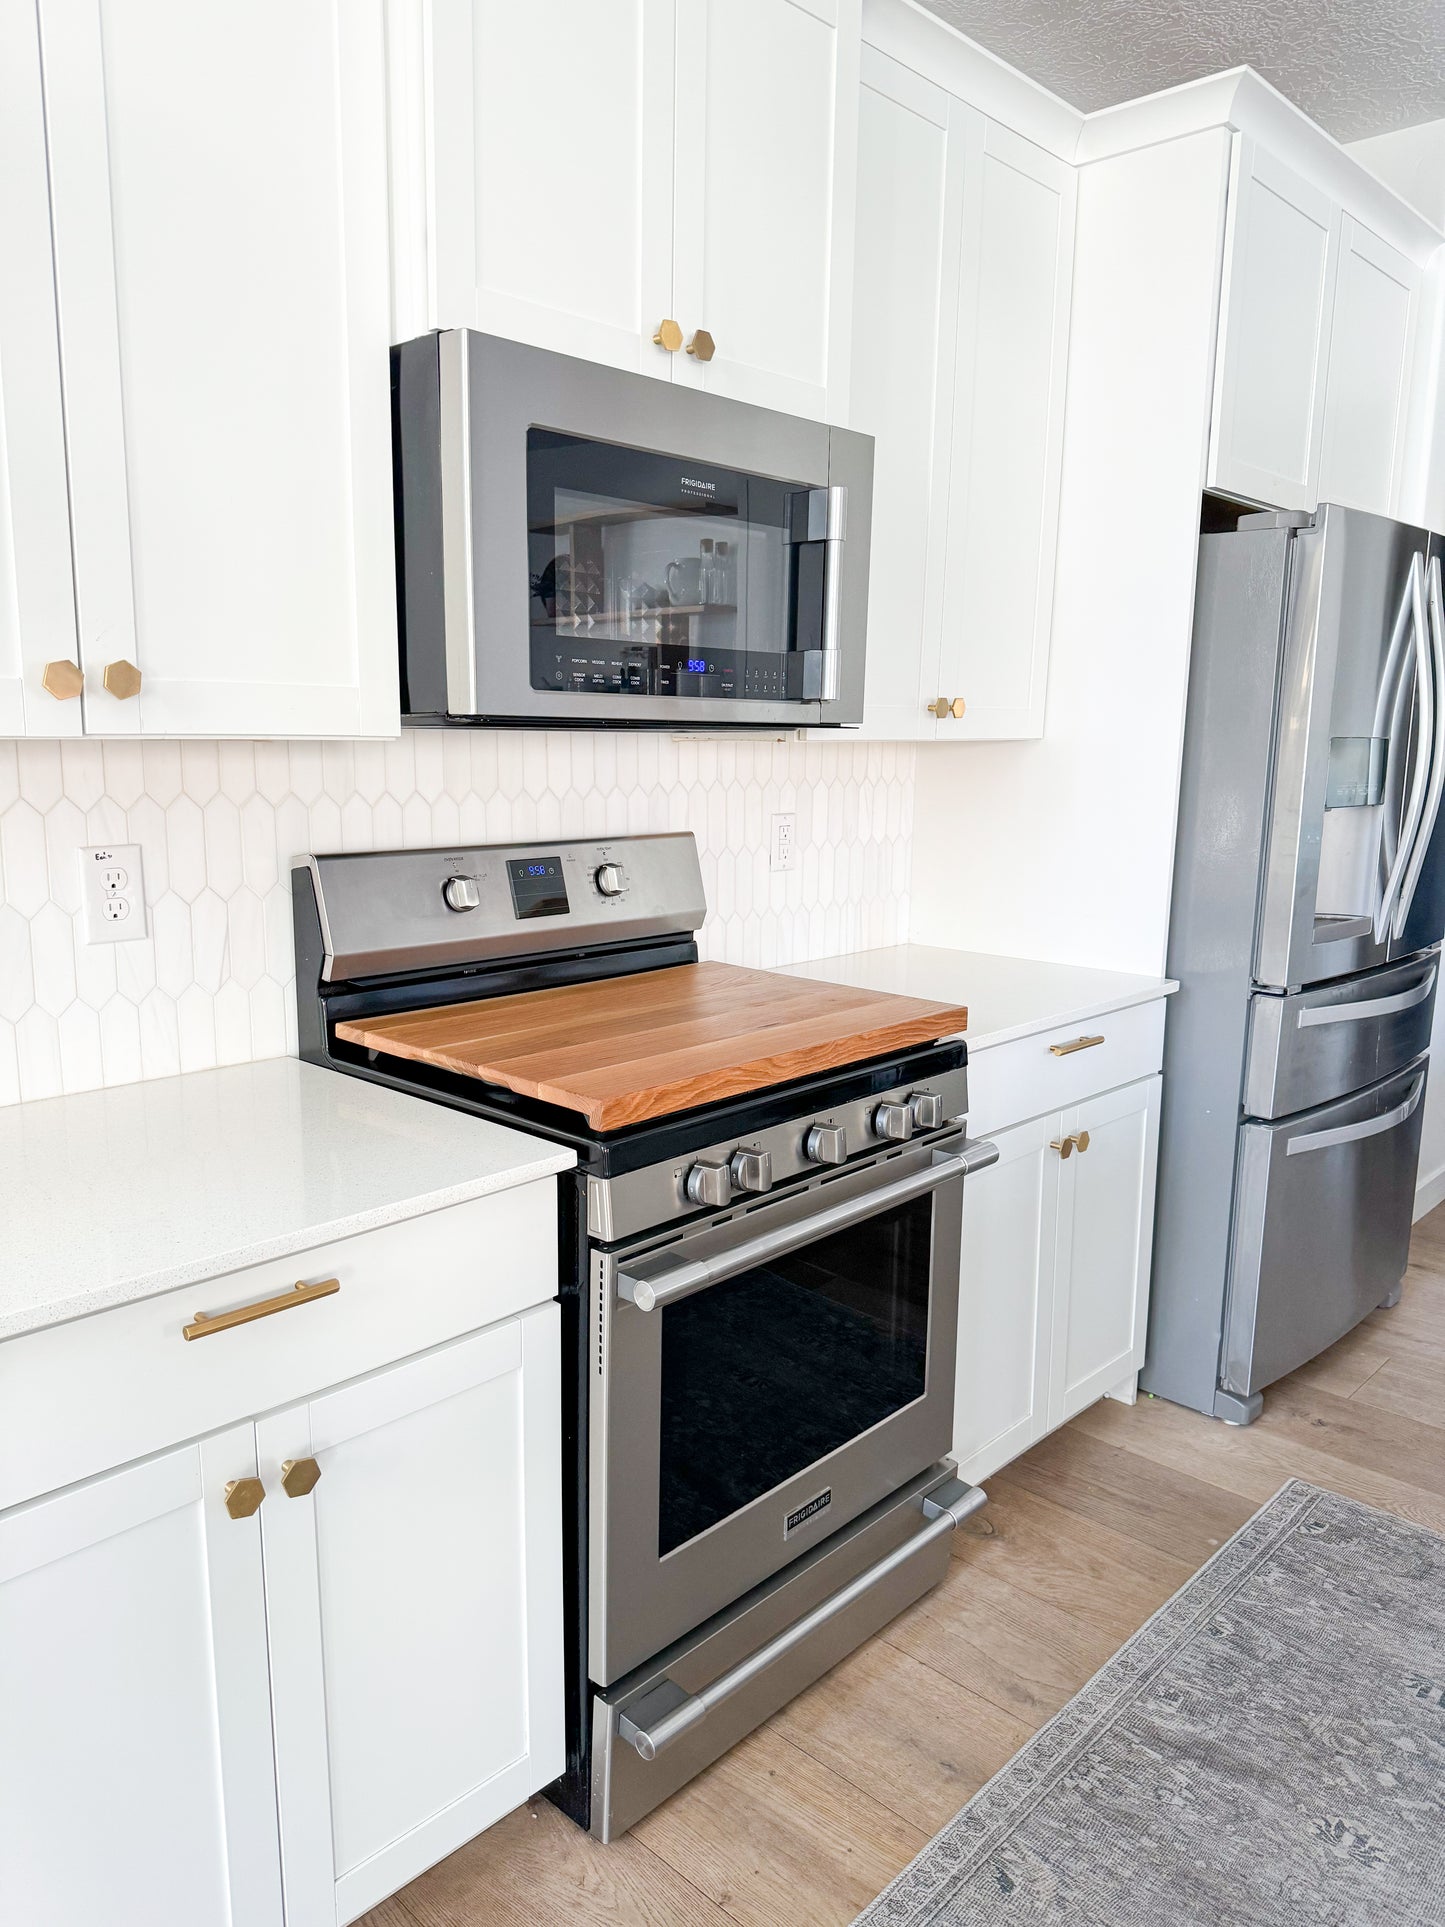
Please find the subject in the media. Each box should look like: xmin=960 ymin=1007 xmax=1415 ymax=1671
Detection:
xmin=952 ymin=1110 xmax=1062 ymax=1484
xmin=425 ymin=0 xmax=677 ymax=375
xmin=1208 ymin=135 xmax=1341 ymax=510
xmin=37 ymin=0 xmax=397 ymax=736
xmin=0 ymin=3 xmax=81 ymax=738
xmin=259 ymin=1308 xmax=564 ymax=1927
xmin=849 ymin=49 xmax=958 ymax=741
xmin=931 ymin=118 xmax=1076 ymax=740
xmin=0 ymin=1429 xmax=282 ymax=1927
xmin=670 ymin=0 xmax=860 ymax=420
xmin=1317 ymin=215 xmax=1421 ymax=518
xmin=1049 ymin=1074 xmax=1161 ymax=1426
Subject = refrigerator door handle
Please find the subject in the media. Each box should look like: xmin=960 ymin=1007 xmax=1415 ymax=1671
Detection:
xmin=1295 ymin=963 xmax=1436 ymax=1027
xmin=1394 ymin=554 xmax=1445 ymax=940
xmin=1284 ymin=1071 xmax=1425 ymax=1157
xmin=1375 ymin=552 xmax=1431 ymax=943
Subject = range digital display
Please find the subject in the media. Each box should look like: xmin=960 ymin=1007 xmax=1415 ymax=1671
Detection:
xmin=506 ymin=855 xmax=569 ymax=920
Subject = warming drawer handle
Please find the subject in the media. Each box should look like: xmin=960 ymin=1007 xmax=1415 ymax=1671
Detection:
xmin=616 ymin=1477 xmax=988 ymax=1761
xmin=616 ymin=1140 xmax=999 ymax=1314
xmin=1284 ymin=1072 xmax=1425 ymax=1157
xmin=1296 ymin=965 xmax=1436 ymax=1028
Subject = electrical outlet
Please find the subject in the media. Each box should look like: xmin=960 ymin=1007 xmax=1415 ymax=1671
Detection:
xmin=770 ymin=812 xmax=797 ymax=873
xmin=79 ymin=844 xmax=147 ymax=944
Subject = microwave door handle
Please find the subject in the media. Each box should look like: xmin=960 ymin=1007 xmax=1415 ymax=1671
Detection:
xmin=616 ymin=1138 xmax=999 ymax=1313
xmin=1394 ymin=554 xmax=1445 ymax=939
xmin=788 ymin=485 xmax=847 ymax=704
xmin=1375 ymin=553 xmax=1429 ymax=942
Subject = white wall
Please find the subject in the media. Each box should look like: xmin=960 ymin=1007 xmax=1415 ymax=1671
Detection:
xmin=0 ymin=732 xmax=914 ymax=1107
xmin=1346 ymin=120 xmax=1445 ymax=229
xmin=909 ymin=128 xmax=1233 ymax=976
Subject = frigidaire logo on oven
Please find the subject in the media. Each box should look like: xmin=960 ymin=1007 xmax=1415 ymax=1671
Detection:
xmin=785 ymin=1488 xmax=832 ymax=1538
xmin=680 ymin=475 xmax=716 ymax=494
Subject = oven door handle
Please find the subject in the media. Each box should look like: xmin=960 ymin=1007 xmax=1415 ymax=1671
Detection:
xmin=616 ymin=1139 xmax=999 ymax=1314
xmin=616 ymin=1475 xmax=988 ymax=1760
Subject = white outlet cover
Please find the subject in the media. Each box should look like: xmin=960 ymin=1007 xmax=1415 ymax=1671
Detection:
xmin=79 ymin=843 xmax=147 ymax=944
xmin=770 ymin=812 xmax=797 ymax=872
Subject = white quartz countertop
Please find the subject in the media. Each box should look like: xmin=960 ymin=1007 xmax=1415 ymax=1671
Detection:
xmin=0 ymin=1058 xmax=574 ymax=1340
xmin=776 ymin=944 xmax=1177 ymax=1051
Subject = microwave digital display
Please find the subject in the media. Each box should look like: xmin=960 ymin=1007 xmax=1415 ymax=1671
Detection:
xmin=507 ymin=855 xmax=569 ymax=920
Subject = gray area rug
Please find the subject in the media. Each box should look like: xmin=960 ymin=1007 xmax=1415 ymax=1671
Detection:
xmin=855 ymin=1480 xmax=1445 ymax=1925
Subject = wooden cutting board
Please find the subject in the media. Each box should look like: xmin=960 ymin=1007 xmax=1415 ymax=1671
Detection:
xmin=335 ymin=962 xmax=968 ymax=1131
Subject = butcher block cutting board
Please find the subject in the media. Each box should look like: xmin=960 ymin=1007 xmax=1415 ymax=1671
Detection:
xmin=335 ymin=962 xmax=968 ymax=1131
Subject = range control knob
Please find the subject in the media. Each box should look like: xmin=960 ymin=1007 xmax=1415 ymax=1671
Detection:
xmin=909 ymin=1091 xmax=945 ymax=1131
xmin=872 ymin=1101 xmax=914 ymax=1143
xmin=595 ymin=862 xmax=627 ymax=897
xmin=804 ymin=1123 xmax=848 ymax=1166
xmin=442 ymin=875 xmax=481 ymax=912
xmin=729 ymin=1148 xmax=773 ymax=1194
xmin=685 ymin=1158 xmax=733 ymax=1208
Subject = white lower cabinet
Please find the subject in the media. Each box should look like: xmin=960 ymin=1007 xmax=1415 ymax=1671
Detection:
xmin=953 ymin=1073 xmax=1161 ymax=1484
xmin=0 ymin=1304 xmax=563 ymax=1927
xmin=261 ymin=1311 xmax=563 ymax=1927
xmin=0 ymin=1428 xmax=281 ymax=1927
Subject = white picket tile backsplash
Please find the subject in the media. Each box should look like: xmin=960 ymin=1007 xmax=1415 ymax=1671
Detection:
xmin=0 ymin=733 xmax=915 ymax=1107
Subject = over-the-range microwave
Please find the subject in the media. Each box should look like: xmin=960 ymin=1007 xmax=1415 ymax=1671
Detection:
xmin=391 ymin=330 xmax=873 ymax=728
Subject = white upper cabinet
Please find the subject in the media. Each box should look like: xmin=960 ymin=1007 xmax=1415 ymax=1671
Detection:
xmin=418 ymin=0 xmax=860 ymax=420
xmin=1208 ymin=134 xmax=1427 ymax=521
xmin=1318 ymin=216 xmax=1421 ymax=517
xmin=426 ymin=0 xmax=675 ymax=373
xmin=22 ymin=0 xmax=398 ymax=739
xmin=850 ymin=41 xmax=1075 ymax=742
xmin=930 ymin=119 xmax=1075 ymax=739
xmin=850 ymin=49 xmax=953 ymax=741
xmin=0 ymin=6 xmax=81 ymax=739
xmin=1209 ymin=137 xmax=1340 ymax=511
xmin=669 ymin=0 xmax=860 ymax=418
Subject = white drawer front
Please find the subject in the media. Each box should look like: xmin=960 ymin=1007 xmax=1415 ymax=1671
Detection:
xmin=0 ymin=1184 xmax=558 ymax=1512
xmin=965 ymin=1000 xmax=1167 ymax=1136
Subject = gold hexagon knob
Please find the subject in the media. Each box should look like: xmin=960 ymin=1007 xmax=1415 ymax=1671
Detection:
xmin=42 ymin=659 xmax=84 ymax=700
xmin=224 ymin=1477 xmax=265 ymax=1520
xmin=685 ymin=328 xmax=716 ymax=363
xmin=1049 ymin=1136 xmax=1074 ymax=1160
xmin=927 ymin=696 xmax=966 ymax=720
xmin=1073 ymin=1129 xmax=1091 ymax=1155
xmin=280 ymin=1457 xmax=322 ymax=1499
xmin=103 ymin=658 xmax=142 ymax=700
xmin=652 ymin=317 xmax=683 ymax=352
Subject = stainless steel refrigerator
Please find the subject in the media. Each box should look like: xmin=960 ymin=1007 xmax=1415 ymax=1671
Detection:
xmin=1144 ymin=503 xmax=1444 ymax=1424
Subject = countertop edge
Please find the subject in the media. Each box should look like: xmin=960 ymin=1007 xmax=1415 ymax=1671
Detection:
xmin=0 ymin=1149 xmax=576 ymax=1345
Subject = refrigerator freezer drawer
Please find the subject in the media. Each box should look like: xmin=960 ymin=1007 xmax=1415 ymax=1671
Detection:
xmin=1222 ymin=1056 xmax=1427 ymax=1397
xmin=1244 ymin=955 xmax=1438 ymax=1119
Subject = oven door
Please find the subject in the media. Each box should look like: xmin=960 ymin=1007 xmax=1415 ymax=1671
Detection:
xmin=589 ymin=1131 xmax=977 ymax=1686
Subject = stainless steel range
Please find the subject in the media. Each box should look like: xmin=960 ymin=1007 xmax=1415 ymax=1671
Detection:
xmin=293 ymin=832 xmax=995 ymax=1839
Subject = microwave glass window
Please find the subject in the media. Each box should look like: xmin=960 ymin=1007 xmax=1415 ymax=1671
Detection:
xmin=527 ymin=429 xmax=804 ymax=703
xmin=655 ymin=1191 xmax=933 ymax=1556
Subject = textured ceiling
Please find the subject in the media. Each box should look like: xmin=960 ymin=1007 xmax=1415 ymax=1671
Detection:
xmin=915 ymin=0 xmax=1445 ymax=142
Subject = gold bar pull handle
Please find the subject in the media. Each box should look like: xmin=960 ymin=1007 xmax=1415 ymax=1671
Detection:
xmin=281 ymin=1458 xmax=322 ymax=1498
xmin=1048 ymin=1034 xmax=1105 ymax=1057
xmin=183 ymin=1276 xmax=340 ymax=1341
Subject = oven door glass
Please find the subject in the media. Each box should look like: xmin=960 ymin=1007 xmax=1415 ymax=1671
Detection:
xmin=656 ymin=1191 xmax=933 ymax=1557
xmin=527 ymin=429 xmax=820 ymax=705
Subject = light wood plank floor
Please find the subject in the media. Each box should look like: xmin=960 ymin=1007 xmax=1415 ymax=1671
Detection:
xmin=360 ymin=1203 xmax=1445 ymax=1927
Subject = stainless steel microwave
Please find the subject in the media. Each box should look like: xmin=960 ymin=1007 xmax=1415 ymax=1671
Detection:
xmin=391 ymin=330 xmax=873 ymax=728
